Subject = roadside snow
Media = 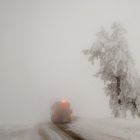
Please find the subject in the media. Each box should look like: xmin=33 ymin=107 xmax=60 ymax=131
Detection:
xmin=0 ymin=125 xmax=42 ymax=140
xmin=68 ymin=117 xmax=140 ymax=140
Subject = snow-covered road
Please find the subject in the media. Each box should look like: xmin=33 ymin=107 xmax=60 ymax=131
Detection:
xmin=38 ymin=122 xmax=126 ymax=140
xmin=1 ymin=118 xmax=140 ymax=140
xmin=38 ymin=122 xmax=85 ymax=140
xmin=38 ymin=123 xmax=72 ymax=140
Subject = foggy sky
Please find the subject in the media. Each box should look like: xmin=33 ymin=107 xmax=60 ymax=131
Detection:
xmin=1 ymin=0 xmax=140 ymax=125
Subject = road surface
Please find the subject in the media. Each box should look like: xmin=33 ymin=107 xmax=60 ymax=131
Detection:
xmin=38 ymin=122 xmax=126 ymax=140
xmin=38 ymin=123 xmax=85 ymax=140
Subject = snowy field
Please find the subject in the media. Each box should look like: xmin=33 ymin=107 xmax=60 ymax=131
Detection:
xmin=0 ymin=125 xmax=42 ymax=140
xmin=68 ymin=117 xmax=140 ymax=140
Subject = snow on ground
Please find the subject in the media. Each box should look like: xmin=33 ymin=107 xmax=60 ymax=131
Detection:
xmin=0 ymin=123 xmax=67 ymax=140
xmin=37 ymin=123 xmax=65 ymax=140
xmin=0 ymin=125 xmax=42 ymax=140
xmin=68 ymin=117 xmax=140 ymax=140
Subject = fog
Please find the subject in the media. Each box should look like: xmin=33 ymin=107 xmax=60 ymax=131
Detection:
xmin=1 ymin=0 xmax=140 ymax=125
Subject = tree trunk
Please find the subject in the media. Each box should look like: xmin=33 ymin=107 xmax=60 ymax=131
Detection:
xmin=115 ymin=76 xmax=126 ymax=118
xmin=114 ymin=105 xmax=126 ymax=118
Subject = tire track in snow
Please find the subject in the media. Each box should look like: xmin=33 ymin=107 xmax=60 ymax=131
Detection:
xmin=38 ymin=123 xmax=65 ymax=140
xmin=54 ymin=124 xmax=86 ymax=140
xmin=38 ymin=123 xmax=76 ymax=140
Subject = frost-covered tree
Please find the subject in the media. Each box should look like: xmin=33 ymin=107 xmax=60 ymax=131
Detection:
xmin=84 ymin=23 xmax=140 ymax=118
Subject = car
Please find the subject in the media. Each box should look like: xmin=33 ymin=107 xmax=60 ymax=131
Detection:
xmin=51 ymin=100 xmax=72 ymax=124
